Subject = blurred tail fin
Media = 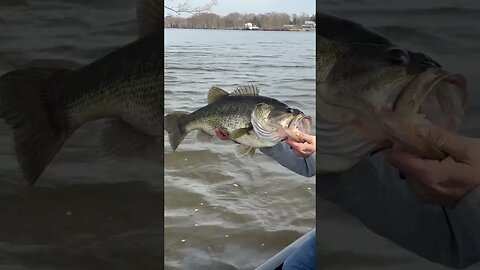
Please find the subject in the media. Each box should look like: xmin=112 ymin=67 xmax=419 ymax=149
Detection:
xmin=0 ymin=68 xmax=71 ymax=184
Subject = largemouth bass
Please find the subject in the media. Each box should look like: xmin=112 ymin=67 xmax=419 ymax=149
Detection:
xmin=0 ymin=0 xmax=164 ymax=184
xmin=316 ymin=12 xmax=467 ymax=173
xmin=164 ymin=85 xmax=312 ymax=157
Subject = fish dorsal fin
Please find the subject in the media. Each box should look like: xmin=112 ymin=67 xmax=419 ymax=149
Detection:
xmin=208 ymin=86 xmax=229 ymax=103
xmin=231 ymin=84 xmax=260 ymax=96
xmin=136 ymin=0 xmax=163 ymax=38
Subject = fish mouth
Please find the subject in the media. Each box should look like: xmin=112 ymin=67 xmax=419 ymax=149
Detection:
xmin=419 ymin=73 xmax=467 ymax=131
xmin=381 ymin=68 xmax=467 ymax=159
xmin=392 ymin=69 xmax=467 ymax=130
xmin=288 ymin=114 xmax=312 ymax=134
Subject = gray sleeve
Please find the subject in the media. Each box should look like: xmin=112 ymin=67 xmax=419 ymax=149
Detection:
xmin=317 ymin=153 xmax=480 ymax=269
xmin=260 ymin=142 xmax=316 ymax=177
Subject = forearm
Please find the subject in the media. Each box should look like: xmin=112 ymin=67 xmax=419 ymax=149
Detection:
xmin=445 ymin=187 xmax=480 ymax=268
xmin=260 ymin=142 xmax=315 ymax=177
xmin=317 ymin=154 xmax=480 ymax=269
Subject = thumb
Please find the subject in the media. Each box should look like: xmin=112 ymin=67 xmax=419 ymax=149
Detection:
xmin=298 ymin=132 xmax=315 ymax=145
xmin=285 ymin=128 xmax=304 ymax=142
xmin=415 ymin=122 xmax=469 ymax=160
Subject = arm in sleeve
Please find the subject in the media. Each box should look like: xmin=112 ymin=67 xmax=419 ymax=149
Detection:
xmin=317 ymin=153 xmax=480 ymax=269
xmin=260 ymin=141 xmax=315 ymax=178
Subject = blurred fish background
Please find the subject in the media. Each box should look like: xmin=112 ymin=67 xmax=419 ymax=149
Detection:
xmin=0 ymin=1 xmax=163 ymax=269
xmin=317 ymin=0 xmax=480 ymax=269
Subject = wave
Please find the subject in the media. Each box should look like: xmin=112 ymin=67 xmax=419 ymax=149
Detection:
xmin=34 ymin=0 xmax=135 ymax=9
xmin=21 ymin=58 xmax=83 ymax=69
xmin=328 ymin=7 xmax=480 ymax=17
xmin=0 ymin=0 xmax=28 ymax=7
xmin=39 ymin=17 xmax=91 ymax=29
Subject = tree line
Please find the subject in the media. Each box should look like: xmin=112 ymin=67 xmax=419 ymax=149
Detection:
xmin=164 ymin=12 xmax=315 ymax=30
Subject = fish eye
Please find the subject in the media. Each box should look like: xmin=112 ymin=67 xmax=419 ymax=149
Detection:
xmin=386 ymin=47 xmax=409 ymax=64
xmin=286 ymin=107 xmax=294 ymax=113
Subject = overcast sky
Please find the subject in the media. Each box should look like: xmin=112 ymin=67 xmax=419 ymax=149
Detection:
xmin=164 ymin=0 xmax=315 ymax=17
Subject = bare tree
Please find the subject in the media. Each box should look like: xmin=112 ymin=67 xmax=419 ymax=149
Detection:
xmin=164 ymin=0 xmax=218 ymax=15
xmin=165 ymin=11 xmax=315 ymax=30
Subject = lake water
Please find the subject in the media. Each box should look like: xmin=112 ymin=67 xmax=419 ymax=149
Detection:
xmin=164 ymin=28 xmax=316 ymax=269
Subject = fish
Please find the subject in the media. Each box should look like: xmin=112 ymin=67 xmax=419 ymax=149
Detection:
xmin=0 ymin=0 xmax=164 ymax=185
xmin=164 ymin=85 xmax=312 ymax=157
xmin=316 ymin=12 xmax=468 ymax=174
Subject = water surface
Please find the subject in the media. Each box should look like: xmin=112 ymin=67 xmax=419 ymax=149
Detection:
xmin=164 ymin=28 xmax=316 ymax=269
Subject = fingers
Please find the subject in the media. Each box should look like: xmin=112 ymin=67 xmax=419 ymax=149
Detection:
xmin=415 ymin=122 xmax=470 ymax=160
xmin=285 ymin=140 xmax=304 ymax=152
xmin=286 ymin=140 xmax=312 ymax=151
xmin=298 ymin=132 xmax=316 ymax=145
xmin=285 ymin=128 xmax=315 ymax=144
xmin=387 ymin=144 xmax=427 ymax=176
xmin=439 ymin=157 xmax=475 ymax=184
xmin=285 ymin=128 xmax=304 ymax=142
xmin=406 ymin=170 xmax=476 ymax=208
xmin=291 ymin=148 xmax=307 ymax=157
xmin=389 ymin=143 xmax=477 ymax=207
xmin=286 ymin=139 xmax=316 ymax=157
xmin=388 ymin=144 xmax=456 ymax=186
xmin=407 ymin=179 xmax=458 ymax=208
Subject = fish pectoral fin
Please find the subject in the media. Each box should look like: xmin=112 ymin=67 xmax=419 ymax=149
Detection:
xmin=235 ymin=145 xmax=255 ymax=158
xmin=247 ymin=147 xmax=256 ymax=157
xmin=230 ymin=127 xmax=252 ymax=140
xmin=100 ymin=119 xmax=159 ymax=158
xmin=207 ymin=86 xmax=229 ymax=103
xmin=230 ymin=84 xmax=260 ymax=96
xmin=196 ymin=130 xmax=214 ymax=142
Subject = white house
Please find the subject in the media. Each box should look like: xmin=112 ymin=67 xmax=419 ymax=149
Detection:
xmin=302 ymin=20 xmax=316 ymax=30
xmin=244 ymin=22 xmax=259 ymax=30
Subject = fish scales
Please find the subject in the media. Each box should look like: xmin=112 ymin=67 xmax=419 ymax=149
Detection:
xmin=182 ymin=95 xmax=286 ymax=134
xmin=51 ymin=31 xmax=164 ymax=132
xmin=165 ymin=86 xmax=312 ymax=156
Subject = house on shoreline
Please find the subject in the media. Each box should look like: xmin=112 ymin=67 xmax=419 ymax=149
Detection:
xmin=302 ymin=20 xmax=316 ymax=31
xmin=243 ymin=22 xmax=259 ymax=30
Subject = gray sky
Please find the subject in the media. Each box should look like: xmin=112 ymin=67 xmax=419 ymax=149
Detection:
xmin=164 ymin=0 xmax=315 ymax=17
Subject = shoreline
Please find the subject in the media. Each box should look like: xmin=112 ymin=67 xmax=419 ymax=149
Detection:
xmin=164 ymin=27 xmax=315 ymax=32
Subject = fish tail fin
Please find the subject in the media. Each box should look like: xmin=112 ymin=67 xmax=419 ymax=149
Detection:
xmin=0 ymin=68 xmax=71 ymax=185
xmin=164 ymin=113 xmax=188 ymax=151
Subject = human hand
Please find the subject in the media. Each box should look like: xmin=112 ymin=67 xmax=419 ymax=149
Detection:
xmin=285 ymin=130 xmax=316 ymax=158
xmin=388 ymin=122 xmax=480 ymax=207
